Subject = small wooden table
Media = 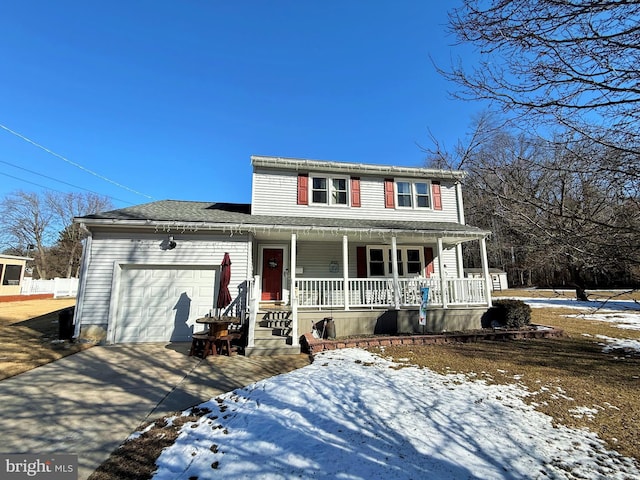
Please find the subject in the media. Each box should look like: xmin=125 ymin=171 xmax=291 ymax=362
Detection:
xmin=196 ymin=316 xmax=240 ymax=336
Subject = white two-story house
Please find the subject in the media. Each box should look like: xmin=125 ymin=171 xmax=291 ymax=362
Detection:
xmin=74 ymin=156 xmax=492 ymax=355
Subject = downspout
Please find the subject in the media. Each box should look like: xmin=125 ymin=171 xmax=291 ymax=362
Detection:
xmin=73 ymin=226 xmax=92 ymax=339
xmin=342 ymin=235 xmax=350 ymax=311
xmin=290 ymin=233 xmax=299 ymax=346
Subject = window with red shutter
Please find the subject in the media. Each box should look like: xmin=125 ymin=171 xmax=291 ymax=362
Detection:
xmin=297 ymin=174 xmax=308 ymax=205
xmin=432 ymin=181 xmax=442 ymax=210
xmin=384 ymin=179 xmax=395 ymax=208
xmin=350 ymin=177 xmax=361 ymax=207
xmin=424 ymin=247 xmax=435 ymax=277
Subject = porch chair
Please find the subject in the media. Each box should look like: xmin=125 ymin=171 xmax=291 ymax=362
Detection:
xmin=215 ymin=332 xmax=242 ymax=356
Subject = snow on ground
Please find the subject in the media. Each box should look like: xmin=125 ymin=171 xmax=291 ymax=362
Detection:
xmin=151 ymin=349 xmax=640 ymax=480
xmin=581 ymin=333 xmax=640 ymax=355
xmin=505 ymin=296 xmax=640 ymax=331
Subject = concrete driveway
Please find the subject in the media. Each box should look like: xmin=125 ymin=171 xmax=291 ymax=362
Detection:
xmin=0 ymin=343 xmax=311 ymax=480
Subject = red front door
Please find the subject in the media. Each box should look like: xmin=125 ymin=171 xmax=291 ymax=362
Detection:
xmin=262 ymin=248 xmax=284 ymax=301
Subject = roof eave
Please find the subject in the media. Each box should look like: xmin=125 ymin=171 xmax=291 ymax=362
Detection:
xmin=251 ymin=155 xmax=466 ymax=181
xmin=76 ymin=217 xmax=489 ymax=240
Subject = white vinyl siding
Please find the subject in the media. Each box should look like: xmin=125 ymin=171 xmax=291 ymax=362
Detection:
xmin=251 ymin=168 xmax=460 ymax=222
xmin=296 ymin=242 xmax=344 ymax=278
xmin=78 ymin=231 xmax=251 ymax=336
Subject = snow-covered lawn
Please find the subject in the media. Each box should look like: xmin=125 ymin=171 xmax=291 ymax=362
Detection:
xmin=151 ymin=347 xmax=639 ymax=479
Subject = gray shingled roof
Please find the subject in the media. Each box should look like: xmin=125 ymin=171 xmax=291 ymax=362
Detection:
xmin=78 ymin=200 xmax=487 ymax=236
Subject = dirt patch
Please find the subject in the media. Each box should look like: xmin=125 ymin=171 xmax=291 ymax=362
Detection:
xmin=0 ymin=298 xmax=91 ymax=380
xmin=88 ymin=406 xmax=213 ymax=480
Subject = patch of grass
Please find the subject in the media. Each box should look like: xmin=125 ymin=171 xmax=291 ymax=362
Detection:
xmin=371 ymin=309 xmax=640 ymax=463
xmin=534 ymin=307 xmax=640 ymax=341
xmin=494 ymin=288 xmax=640 ymax=301
xmin=0 ymin=309 xmax=90 ymax=380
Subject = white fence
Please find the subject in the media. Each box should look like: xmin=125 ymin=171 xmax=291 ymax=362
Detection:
xmin=20 ymin=277 xmax=79 ymax=298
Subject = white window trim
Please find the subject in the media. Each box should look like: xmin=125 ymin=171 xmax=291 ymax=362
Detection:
xmin=394 ymin=179 xmax=432 ymax=210
xmin=366 ymin=245 xmax=425 ymax=277
xmin=309 ymin=174 xmax=350 ymax=206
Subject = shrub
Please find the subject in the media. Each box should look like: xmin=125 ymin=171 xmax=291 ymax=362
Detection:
xmin=490 ymin=299 xmax=531 ymax=329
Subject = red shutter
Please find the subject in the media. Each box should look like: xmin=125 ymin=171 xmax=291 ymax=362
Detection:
xmin=350 ymin=177 xmax=361 ymax=207
xmin=424 ymin=247 xmax=434 ymax=277
xmin=356 ymin=246 xmax=367 ymax=278
xmin=297 ymin=174 xmax=308 ymax=205
xmin=432 ymin=181 xmax=442 ymax=210
xmin=384 ymin=179 xmax=395 ymax=208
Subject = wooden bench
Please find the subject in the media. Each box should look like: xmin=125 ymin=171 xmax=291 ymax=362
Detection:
xmin=189 ymin=332 xmax=217 ymax=358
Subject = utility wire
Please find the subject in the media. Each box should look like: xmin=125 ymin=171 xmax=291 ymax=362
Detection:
xmin=0 ymin=158 xmax=134 ymax=205
xmin=0 ymin=123 xmax=154 ymax=199
xmin=0 ymin=171 xmax=69 ymax=195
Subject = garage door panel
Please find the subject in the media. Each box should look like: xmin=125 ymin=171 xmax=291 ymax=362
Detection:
xmin=115 ymin=266 xmax=216 ymax=343
xmin=151 ymin=270 xmax=173 ymax=279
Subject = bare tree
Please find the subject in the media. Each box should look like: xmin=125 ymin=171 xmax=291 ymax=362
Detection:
xmin=426 ymin=115 xmax=640 ymax=288
xmin=0 ymin=191 xmax=113 ymax=279
xmin=47 ymin=192 xmax=113 ymax=277
xmin=441 ymin=1 xmax=640 ymax=158
xmin=0 ymin=191 xmax=55 ymax=279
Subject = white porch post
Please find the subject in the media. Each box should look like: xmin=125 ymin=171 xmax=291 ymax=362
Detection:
xmin=437 ymin=237 xmax=448 ymax=308
xmin=455 ymin=181 xmax=467 ymax=284
xmin=456 ymin=244 xmax=464 ymax=278
xmin=342 ymin=235 xmax=350 ymax=311
xmin=391 ymin=236 xmax=400 ymax=309
xmin=290 ymin=233 xmax=299 ymax=346
xmin=479 ymin=236 xmax=493 ymax=307
xmin=248 ymin=275 xmax=260 ymax=348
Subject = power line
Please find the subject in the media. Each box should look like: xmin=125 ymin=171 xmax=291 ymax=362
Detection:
xmin=0 ymin=123 xmax=154 ymax=199
xmin=0 ymin=159 xmax=134 ymax=205
xmin=0 ymin=171 xmax=69 ymax=195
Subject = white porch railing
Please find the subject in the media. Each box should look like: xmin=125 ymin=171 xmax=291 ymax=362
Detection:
xmin=295 ymin=277 xmax=487 ymax=309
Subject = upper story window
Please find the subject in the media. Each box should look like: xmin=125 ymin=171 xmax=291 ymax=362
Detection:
xmin=311 ymin=175 xmax=348 ymax=205
xmin=395 ymin=180 xmax=430 ymax=209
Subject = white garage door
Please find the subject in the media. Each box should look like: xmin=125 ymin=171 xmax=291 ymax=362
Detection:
xmin=115 ymin=266 xmax=216 ymax=343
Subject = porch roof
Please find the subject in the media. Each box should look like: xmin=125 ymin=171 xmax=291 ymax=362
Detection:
xmin=77 ymin=200 xmax=489 ymax=243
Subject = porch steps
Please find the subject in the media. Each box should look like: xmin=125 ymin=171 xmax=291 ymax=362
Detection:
xmin=245 ymin=309 xmax=301 ymax=357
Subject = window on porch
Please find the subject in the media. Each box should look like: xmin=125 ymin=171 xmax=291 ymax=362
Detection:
xmin=367 ymin=246 xmax=425 ymax=277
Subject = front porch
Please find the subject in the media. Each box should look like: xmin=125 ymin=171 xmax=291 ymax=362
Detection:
xmin=243 ymin=274 xmax=492 ymax=356
xmin=242 ymin=230 xmax=495 ymax=355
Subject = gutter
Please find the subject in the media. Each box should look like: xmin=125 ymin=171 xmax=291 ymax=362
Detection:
xmin=251 ymin=155 xmax=466 ymax=181
xmin=74 ymin=217 xmax=489 ymax=240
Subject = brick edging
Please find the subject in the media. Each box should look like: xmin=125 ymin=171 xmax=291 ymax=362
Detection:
xmin=0 ymin=293 xmax=55 ymax=303
xmin=301 ymin=326 xmax=564 ymax=355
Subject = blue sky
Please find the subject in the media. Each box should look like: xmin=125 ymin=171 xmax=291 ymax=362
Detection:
xmin=0 ymin=1 xmax=484 ymax=208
